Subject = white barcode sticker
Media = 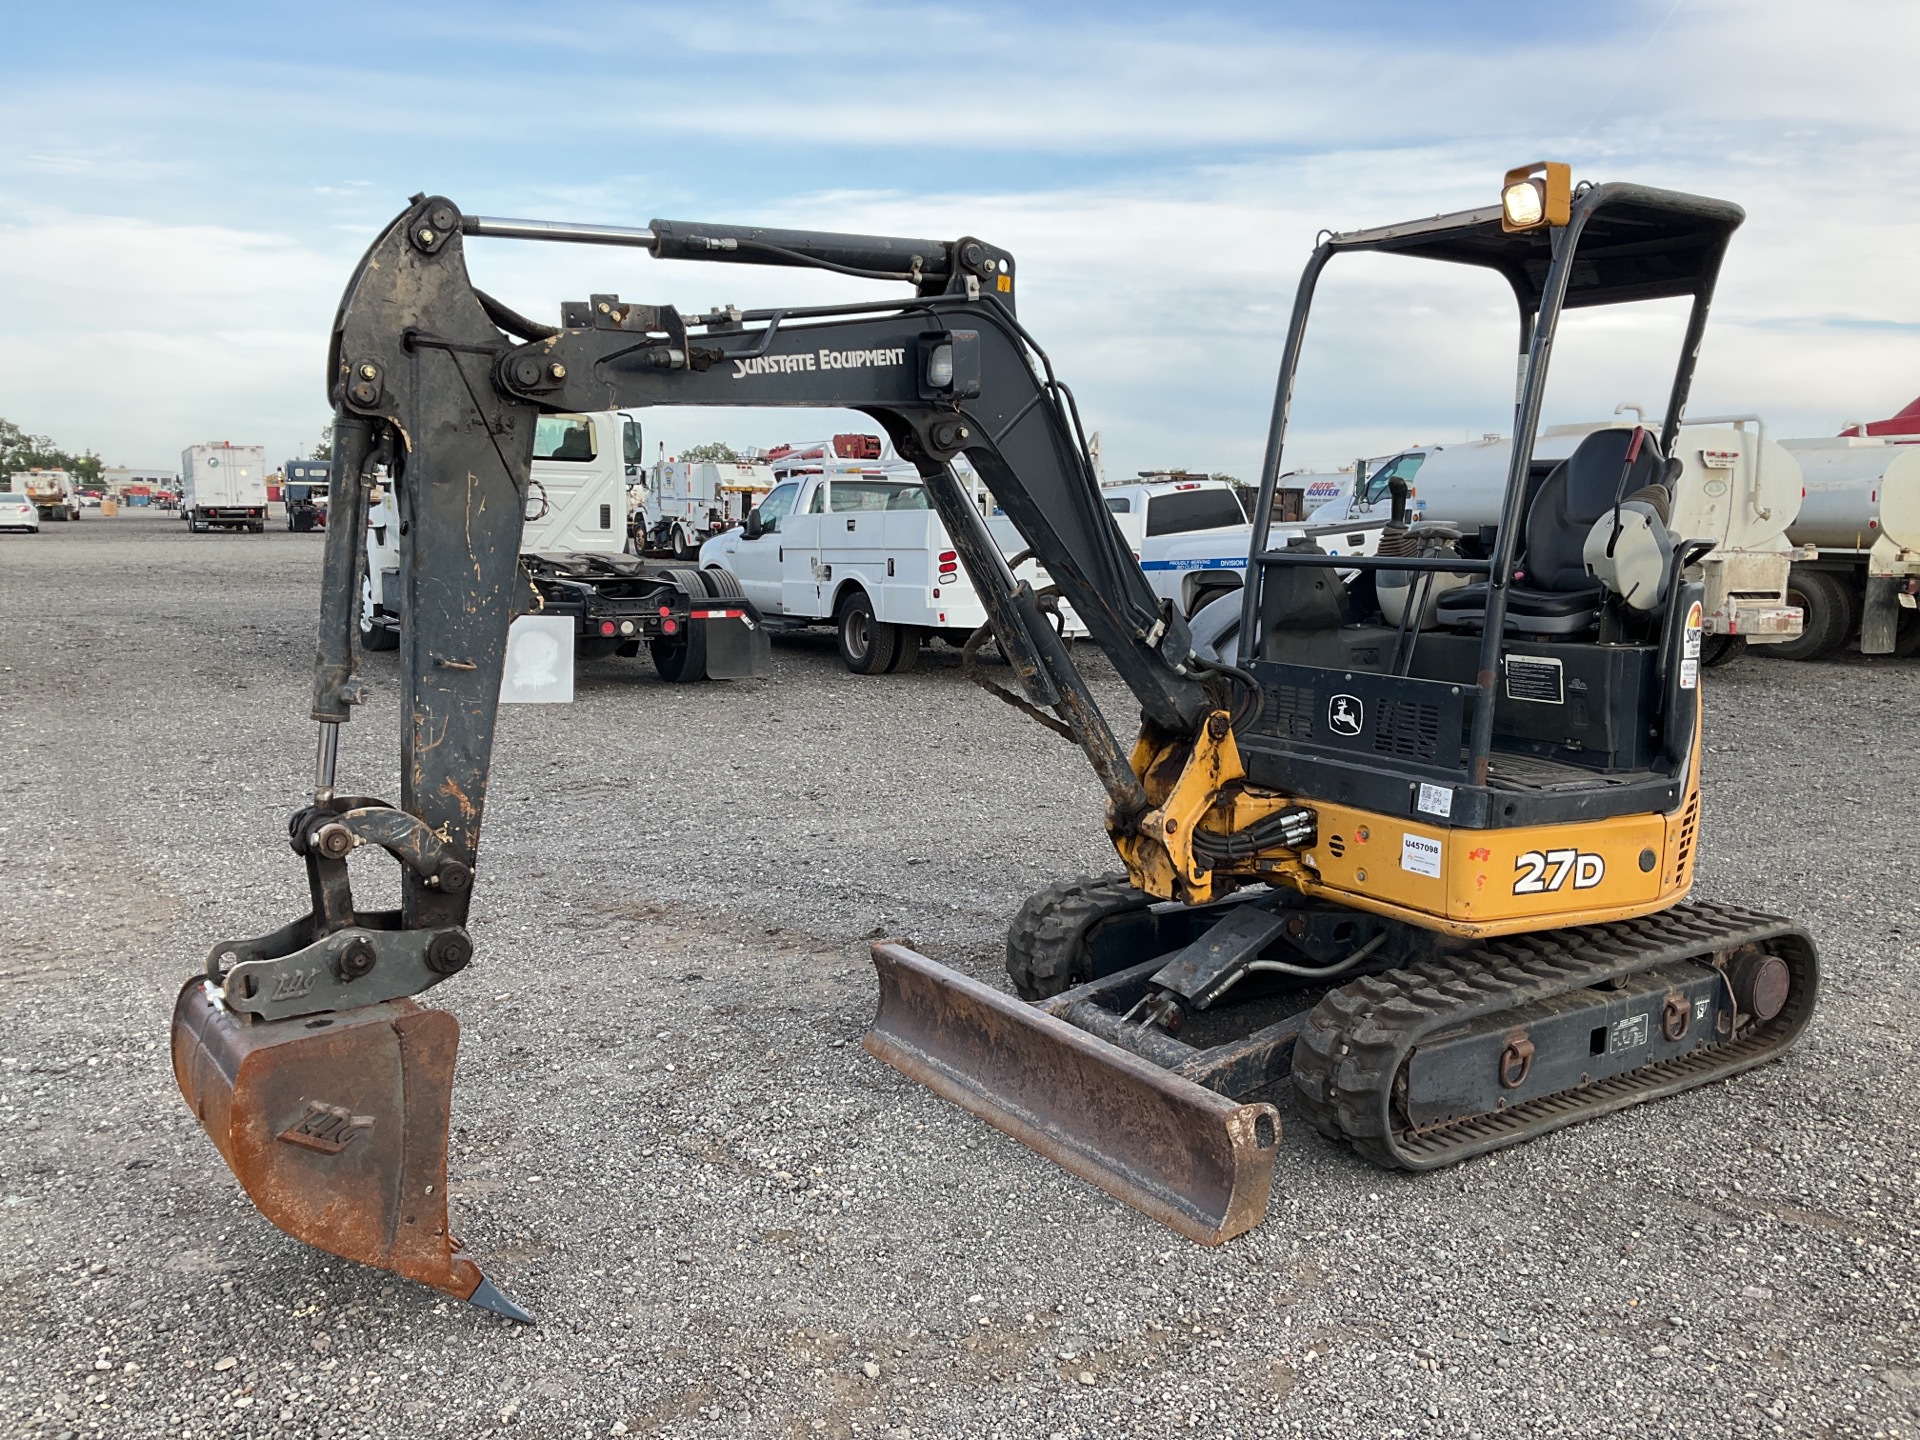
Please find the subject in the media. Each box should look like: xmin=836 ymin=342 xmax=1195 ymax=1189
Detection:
xmin=1416 ymin=782 xmax=1454 ymax=819
xmin=1401 ymin=833 xmax=1443 ymax=878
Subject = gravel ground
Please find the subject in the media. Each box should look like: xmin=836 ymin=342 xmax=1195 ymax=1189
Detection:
xmin=0 ymin=512 xmax=1915 ymax=1440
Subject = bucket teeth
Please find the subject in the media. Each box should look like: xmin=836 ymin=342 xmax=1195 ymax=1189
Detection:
xmin=863 ymin=943 xmax=1279 ymax=1245
xmin=467 ymin=1275 xmax=534 ymax=1324
xmin=171 ymin=977 xmax=525 ymax=1318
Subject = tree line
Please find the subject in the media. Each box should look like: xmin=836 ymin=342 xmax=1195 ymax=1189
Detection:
xmin=0 ymin=417 xmax=103 ymax=484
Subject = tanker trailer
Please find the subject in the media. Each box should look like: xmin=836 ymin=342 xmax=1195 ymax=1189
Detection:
xmin=1777 ymin=435 xmax=1920 ymax=658
xmin=1313 ymin=415 xmax=1804 ymax=662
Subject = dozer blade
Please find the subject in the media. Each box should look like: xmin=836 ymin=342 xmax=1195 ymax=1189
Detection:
xmin=171 ymin=978 xmax=529 ymax=1322
xmin=864 ymin=944 xmax=1278 ymax=1245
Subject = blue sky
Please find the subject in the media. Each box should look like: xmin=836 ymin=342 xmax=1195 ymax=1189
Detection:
xmin=4 ymin=0 xmax=1917 ymax=475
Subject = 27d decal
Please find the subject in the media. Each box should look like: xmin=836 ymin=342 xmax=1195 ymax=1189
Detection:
xmin=1512 ymin=848 xmax=1606 ymax=895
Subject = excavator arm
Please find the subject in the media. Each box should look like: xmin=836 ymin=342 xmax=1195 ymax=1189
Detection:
xmin=173 ymin=194 xmax=1251 ymax=1315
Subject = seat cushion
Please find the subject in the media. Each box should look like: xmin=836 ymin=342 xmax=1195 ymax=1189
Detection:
xmin=1437 ymin=582 xmax=1603 ymax=634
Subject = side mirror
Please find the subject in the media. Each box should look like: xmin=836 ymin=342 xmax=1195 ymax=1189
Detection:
xmin=743 ymin=508 xmax=765 ymax=540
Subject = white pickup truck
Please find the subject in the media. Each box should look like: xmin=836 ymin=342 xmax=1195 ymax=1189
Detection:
xmin=699 ymin=464 xmax=1080 ymax=674
xmin=1102 ymin=476 xmax=1386 ymax=617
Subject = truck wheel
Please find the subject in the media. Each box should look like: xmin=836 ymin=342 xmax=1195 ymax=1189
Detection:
xmin=885 ymin=625 xmax=922 ymax=674
xmin=699 ymin=566 xmax=745 ymax=600
xmin=653 ymin=568 xmax=710 ymax=682
xmin=836 ymin=590 xmax=899 ymax=674
xmin=1766 ymin=569 xmax=1851 ymax=661
xmin=1893 ymin=607 xmax=1920 ymax=658
xmin=1700 ymin=635 xmax=1740 ymax=668
xmin=673 ymin=524 xmax=698 ymax=561
xmin=1187 ymin=582 xmax=1239 ymax=618
xmin=650 ymin=637 xmax=701 ymax=682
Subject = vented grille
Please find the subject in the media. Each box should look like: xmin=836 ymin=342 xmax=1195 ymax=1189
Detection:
xmin=1371 ymin=700 xmax=1443 ymax=760
xmin=1265 ymin=684 xmax=1316 ymax=740
xmin=1672 ymin=792 xmax=1699 ymax=885
xmin=1328 ymin=835 xmax=1346 ymax=858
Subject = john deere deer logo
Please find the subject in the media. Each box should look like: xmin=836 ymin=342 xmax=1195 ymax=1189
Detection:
xmin=1327 ymin=694 xmax=1364 ymax=738
xmin=279 ymin=1101 xmax=375 ymax=1155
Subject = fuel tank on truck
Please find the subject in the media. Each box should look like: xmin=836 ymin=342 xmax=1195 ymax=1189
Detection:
xmin=1329 ymin=419 xmax=1802 ymax=555
xmin=1780 ymin=437 xmax=1920 ymax=553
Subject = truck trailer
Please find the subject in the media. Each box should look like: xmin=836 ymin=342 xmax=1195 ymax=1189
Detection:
xmin=364 ymin=410 xmax=768 ymax=682
xmin=13 ymin=468 xmax=82 ymax=522
xmin=1304 ymin=416 xmax=1806 ymax=659
xmin=180 ymin=442 xmax=270 ymax=533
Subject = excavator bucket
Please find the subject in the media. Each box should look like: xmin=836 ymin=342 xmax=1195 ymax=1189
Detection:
xmin=171 ymin=979 xmax=529 ymax=1320
xmin=863 ymin=944 xmax=1278 ymax=1245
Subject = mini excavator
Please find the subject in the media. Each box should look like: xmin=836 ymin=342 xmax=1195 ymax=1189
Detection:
xmin=174 ymin=167 xmax=1817 ymax=1318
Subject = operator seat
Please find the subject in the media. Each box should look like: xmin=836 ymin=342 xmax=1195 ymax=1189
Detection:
xmin=1437 ymin=425 xmax=1666 ymax=636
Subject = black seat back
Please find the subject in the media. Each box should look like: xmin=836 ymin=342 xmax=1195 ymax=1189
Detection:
xmin=1523 ymin=427 xmax=1663 ymax=591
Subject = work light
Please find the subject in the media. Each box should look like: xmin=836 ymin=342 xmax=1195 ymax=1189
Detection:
xmin=1499 ymin=162 xmax=1571 ymax=233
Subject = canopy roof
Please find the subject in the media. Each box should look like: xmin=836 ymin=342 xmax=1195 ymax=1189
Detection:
xmin=1325 ymin=183 xmax=1745 ymax=312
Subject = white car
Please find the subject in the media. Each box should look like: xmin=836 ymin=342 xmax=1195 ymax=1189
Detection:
xmin=0 ymin=491 xmax=41 ymax=532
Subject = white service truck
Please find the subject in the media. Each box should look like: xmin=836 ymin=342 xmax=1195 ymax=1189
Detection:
xmin=1101 ymin=474 xmax=1388 ymax=617
xmin=639 ymin=455 xmax=776 ymax=558
xmin=14 ymin=468 xmax=82 ymax=522
xmin=1305 ymin=417 xmax=1807 ymax=659
xmin=698 ymin=462 xmax=1082 ymax=674
xmin=181 ymin=442 xmax=270 ymax=532
xmin=362 ymin=411 xmax=768 ymax=682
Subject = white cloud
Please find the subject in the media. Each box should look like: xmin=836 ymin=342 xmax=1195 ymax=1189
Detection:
xmin=1 ymin=0 xmax=1916 ymax=474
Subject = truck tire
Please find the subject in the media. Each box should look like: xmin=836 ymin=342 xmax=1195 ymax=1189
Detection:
xmin=836 ymin=589 xmax=899 ymax=674
xmin=699 ymin=566 xmax=745 ymax=600
xmin=650 ymin=636 xmax=704 ymax=682
xmin=1766 ymin=569 xmax=1851 ymax=662
xmin=885 ymin=625 xmax=922 ymax=674
xmin=1187 ymin=581 xmax=1239 ymax=619
xmin=652 ymin=568 xmax=710 ymax=682
xmin=672 ymin=524 xmax=698 ymax=561
xmin=1898 ymin=609 xmax=1920 ymax=658
xmin=1700 ymin=635 xmax=1741 ymax=668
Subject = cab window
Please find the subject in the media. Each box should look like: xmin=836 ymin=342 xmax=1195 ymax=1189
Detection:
xmin=756 ymin=482 xmax=800 ymax=531
xmin=829 ymin=480 xmax=927 ymax=512
xmin=1144 ymin=488 xmax=1247 ymax=537
xmin=533 ymin=416 xmax=597 ymax=462
xmin=1362 ymin=453 xmax=1425 ymax=505
xmin=1104 ymin=496 xmax=1132 ymax=514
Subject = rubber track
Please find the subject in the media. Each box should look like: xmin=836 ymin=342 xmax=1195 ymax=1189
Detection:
xmin=1006 ymin=874 xmax=1154 ymax=1000
xmin=1291 ymin=900 xmax=1819 ymax=1170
